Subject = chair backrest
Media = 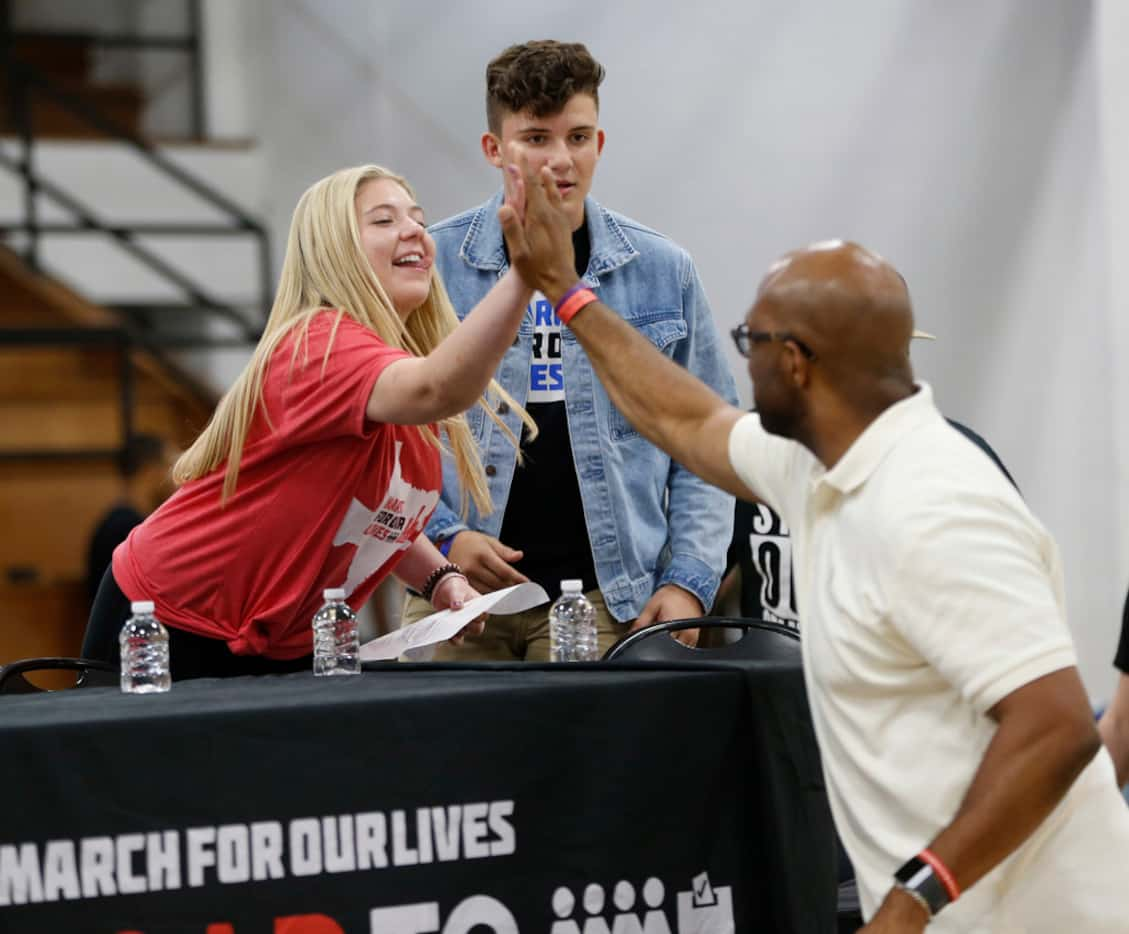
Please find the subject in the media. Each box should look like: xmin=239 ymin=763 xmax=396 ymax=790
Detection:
xmin=602 ymin=617 xmax=800 ymax=663
xmin=0 ymin=657 xmax=118 ymax=694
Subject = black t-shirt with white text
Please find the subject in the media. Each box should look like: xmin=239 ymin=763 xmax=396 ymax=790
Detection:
xmin=498 ymin=224 xmax=596 ymax=603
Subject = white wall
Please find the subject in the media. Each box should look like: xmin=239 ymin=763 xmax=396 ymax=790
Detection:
xmin=6 ymin=0 xmax=1126 ymax=700
xmin=1098 ymin=0 xmax=1129 ymax=616
xmin=0 ymin=137 xmax=270 ymax=389
xmin=216 ymin=0 xmax=1125 ymax=699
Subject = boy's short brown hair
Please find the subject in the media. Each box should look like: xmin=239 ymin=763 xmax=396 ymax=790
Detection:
xmin=486 ymin=40 xmax=605 ymax=134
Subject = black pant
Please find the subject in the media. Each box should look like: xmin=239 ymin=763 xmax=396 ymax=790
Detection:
xmin=83 ymin=568 xmax=312 ymax=681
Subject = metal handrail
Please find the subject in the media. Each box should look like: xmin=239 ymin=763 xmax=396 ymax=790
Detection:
xmin=0 ymin=325 xmax=257 ymax=349
xmin=0 ymin=222 xmax=262 ymax=236
xmin=0 ymin=146 xmax=259 ymax=336
xmin=0 ymin=1 xmax=265 ymax=469
xmin=7 ymin=0 xmax=206 ymax=138
xmin=6 ymin=58 xmax=256 ymax=224
xmin=7 ymin=30 xmax=200 ymax=50
xmin=0 ymin=6 xmax=272 ymax=328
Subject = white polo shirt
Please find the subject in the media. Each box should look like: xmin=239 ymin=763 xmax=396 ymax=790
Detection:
xmin=728 ymin=383 xmax=1129 ymax=931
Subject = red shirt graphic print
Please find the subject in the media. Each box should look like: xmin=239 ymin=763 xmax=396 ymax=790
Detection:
xmin=113 ymin=311 xmax=441 ymax=659
xmin=332 ymin=439 xmax=439 ymax=596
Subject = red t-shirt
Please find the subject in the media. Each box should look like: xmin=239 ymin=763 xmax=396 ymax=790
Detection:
xmin=113 ymin=311 xmax=441 ymax=658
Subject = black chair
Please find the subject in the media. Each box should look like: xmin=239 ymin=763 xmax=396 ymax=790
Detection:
xmin=602 ymin=616 xmax=800 ymax=662
xmin=607 ymin=618 xmax=851 ymax=931
xmin=0 ymin=657 xmax=118 ymax=695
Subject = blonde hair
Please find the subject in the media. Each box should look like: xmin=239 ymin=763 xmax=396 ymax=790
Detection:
xmin=174 ymin=164 xmax=534 ymax=515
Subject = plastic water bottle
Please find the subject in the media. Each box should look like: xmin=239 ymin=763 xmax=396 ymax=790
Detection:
xmin=119 ymin=600 xmax=171 ymax=694
xmin=550 ymin=580 xmax=598 ymax=662
xmin=313 ymin=588 xmax=360 ymax=676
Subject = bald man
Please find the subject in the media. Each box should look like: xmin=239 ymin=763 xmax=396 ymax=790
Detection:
xmin=497 ymin=168 xmax=1129 ymax=932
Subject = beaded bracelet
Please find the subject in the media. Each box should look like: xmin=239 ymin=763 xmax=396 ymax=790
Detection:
xmin=420 ymin=562 xmax=465 ymax=604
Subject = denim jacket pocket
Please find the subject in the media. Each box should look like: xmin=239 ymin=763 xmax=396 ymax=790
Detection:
xmin=608 ymin=310 xmax=688 ymax=441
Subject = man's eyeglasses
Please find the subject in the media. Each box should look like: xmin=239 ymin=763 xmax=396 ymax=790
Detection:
xmin=730 ymin=324 xmax=816 ymax=360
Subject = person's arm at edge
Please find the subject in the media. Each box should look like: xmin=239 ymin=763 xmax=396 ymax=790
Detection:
xmin=865 ymin=667 xmax=1101 ymax=930
xmin=1098 ymin=671 xmax=1129 ymax=787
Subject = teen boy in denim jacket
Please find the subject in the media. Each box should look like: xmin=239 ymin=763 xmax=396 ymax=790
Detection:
xmin=403 ymin=40 xmax=737 ymax=658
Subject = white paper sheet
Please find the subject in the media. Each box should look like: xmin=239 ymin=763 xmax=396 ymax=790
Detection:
xmin=359 ymin=582 xmax=550 ymax=661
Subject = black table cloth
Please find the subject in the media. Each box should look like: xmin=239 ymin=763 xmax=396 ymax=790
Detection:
xmin=0 ymin=660 xmax=835 ymax=933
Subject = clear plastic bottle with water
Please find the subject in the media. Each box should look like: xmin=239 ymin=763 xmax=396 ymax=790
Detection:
xmin=312 ymin=588 xmax=360 ymax=676
xmin=549 ymin=580 xmax=598 ymax=662
xmin=119 ymin=600 xmax=171 ymax=694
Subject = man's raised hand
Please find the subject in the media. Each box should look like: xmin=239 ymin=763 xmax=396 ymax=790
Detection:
xmin=498 ymin=146 xmax=576 ymax=303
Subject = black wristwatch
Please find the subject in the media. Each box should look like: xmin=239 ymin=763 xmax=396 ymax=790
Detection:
xmin=893 ymin=855 xmax=952 ymax=918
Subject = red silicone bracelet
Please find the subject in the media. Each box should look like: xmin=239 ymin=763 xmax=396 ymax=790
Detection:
xmin=918 ymin=848 xmax=961 ymax=902
xmin=557 ymin=287 xmax=598 ymax=325
xmin=553 ymin=282 xmax=587 ymax=314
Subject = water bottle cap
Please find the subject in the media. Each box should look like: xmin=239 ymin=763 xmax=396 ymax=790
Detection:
xmin=130 ymin=600 xmax=155 ymax=614
xmin=323 ymin=588 xmax=346 ymax=600
xmin=560 ymin=579 xmax=583 ymax=593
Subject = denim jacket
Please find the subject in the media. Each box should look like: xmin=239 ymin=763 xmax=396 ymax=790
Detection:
xmin=425 ymin=191 xmax=738 ymax=621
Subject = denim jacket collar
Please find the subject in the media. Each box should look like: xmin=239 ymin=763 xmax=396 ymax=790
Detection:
xmin=458 ymin=190 xmax=639 ymax=281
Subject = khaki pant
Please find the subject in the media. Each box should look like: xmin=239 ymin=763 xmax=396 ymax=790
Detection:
xmin=400 ymin=588 xmax=629 ymax=661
